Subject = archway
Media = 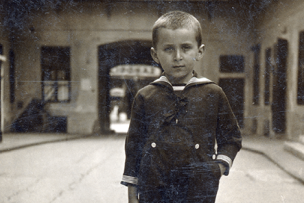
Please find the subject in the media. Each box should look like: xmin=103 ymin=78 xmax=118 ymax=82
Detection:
xmin=98 ymin=40 xmax=160 ymax=134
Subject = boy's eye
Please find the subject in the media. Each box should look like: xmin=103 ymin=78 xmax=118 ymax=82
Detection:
xmin=164 ymin=47 xmax=174 ymax=51
xmin=182 ymin=45 xmax=192 ymax=51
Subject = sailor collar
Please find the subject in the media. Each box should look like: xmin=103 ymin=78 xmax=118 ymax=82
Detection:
xmin=151 ymin=71 xmax=213 ymax=90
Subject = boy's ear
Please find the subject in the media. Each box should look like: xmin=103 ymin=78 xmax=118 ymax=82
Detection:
xmin=195 ymin=44 xmax=205 ymax=61
xmin=151 ymin=47 xmax=160 ymax=64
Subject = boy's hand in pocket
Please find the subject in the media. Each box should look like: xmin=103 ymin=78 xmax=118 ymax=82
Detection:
xmin=218 ymin=163 xmax=226 ymax=176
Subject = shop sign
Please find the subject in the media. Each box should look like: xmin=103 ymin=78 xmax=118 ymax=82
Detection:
xmin=110 ymin=64 xmax=161 ymax=78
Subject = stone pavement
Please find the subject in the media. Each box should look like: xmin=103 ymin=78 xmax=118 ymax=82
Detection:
xmin=242 ymin=135 xmax=304 ymax=184
xmin=0 ymin=133 xmax=89 ymax=153
xmin=0 ymin=132 xmax=304 ymax=184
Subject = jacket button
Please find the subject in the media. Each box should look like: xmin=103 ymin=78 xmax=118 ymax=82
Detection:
xmin=151 ymin=142 xmax=156 ymax=148
xmin=195 ymin=144 xmax=199 ymax=149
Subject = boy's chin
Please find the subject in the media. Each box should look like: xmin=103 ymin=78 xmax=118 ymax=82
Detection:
xmin=166 ymin=73 xmax=193 ymax=83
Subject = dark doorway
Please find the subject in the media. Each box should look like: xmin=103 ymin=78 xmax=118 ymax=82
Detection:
xmin=219 ymin=78 xmax=245 ymax=128
xmin=272 ymin=39 xmax=288 ymax=134
xmin=297 ymin=31 xmax=304 ymax=104
xmin=98 ymin=40 xmax=159 ymax=134
xmin=0 ymin=44 xmax=2 ymax=141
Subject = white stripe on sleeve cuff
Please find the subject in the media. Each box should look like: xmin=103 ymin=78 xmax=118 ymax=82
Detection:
xmin=216 ymin=154 xmax=232 ymax=169
xmin=122 ymin=175 xmax=138 ymax=185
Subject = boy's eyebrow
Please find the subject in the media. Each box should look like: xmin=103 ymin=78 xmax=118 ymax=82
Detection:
xmin=160 ymin=44 xmax=174 ymax=48
xmin=161 ymin=43 xmax=174 ymax=46
xmin=161 ymin=42 xmax=195 ymax=47
xmin=181 ymin=42 xmax=194 ymax=46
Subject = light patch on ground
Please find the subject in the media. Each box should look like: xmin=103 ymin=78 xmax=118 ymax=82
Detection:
xmin=246 ymin=169 xmax=298 ymax=184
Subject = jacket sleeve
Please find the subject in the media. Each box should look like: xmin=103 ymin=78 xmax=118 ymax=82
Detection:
xmin=121 ymin=92 xmax=147 ymax=186
xmin=215 ymin=88 xmax=242 ymax=175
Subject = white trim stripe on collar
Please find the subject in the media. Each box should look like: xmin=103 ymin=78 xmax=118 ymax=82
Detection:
xmin=172 ymin=86 xmax=185 ymax=91
xmin=153 ymin=76 xmax=212 ymax=87
xmin=187 ymin=77 xmax=213 ymax=85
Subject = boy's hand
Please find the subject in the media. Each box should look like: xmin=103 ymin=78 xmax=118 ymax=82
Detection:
xmin=129 ymin=199 xmax=139 ymax=203
xmin=128 ymin=185 xmax=139 ymax=203
xmin=218 ymin=163 xmax=226 ymax=176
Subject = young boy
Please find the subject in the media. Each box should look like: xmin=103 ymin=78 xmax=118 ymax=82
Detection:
xmin=121 ymin=11 xmax=242 ymax=203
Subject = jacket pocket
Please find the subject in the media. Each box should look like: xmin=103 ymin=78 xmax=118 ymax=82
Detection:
xmin=192 ymin=161 xmax=221 ymax=180
xmin=208 ymin=161 xmax=222 ymax=180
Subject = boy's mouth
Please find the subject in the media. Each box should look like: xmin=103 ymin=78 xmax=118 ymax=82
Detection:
xmin=173 ymin=65 xmax=185 ymax=68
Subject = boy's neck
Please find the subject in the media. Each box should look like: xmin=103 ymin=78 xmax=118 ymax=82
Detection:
xmin=164 ymin=73 xmax=193 ymax=85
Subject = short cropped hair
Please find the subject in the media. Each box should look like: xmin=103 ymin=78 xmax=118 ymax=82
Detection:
xmin=152 ymin=11 xmax=203 ymax=49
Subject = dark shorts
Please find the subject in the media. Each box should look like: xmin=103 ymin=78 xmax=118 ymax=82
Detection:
xmin=138 ymin=162 xmax=220 ymax=203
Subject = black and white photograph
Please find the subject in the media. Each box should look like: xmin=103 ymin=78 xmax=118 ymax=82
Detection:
xmin=0 ymin=0 xmax=304 ymax=202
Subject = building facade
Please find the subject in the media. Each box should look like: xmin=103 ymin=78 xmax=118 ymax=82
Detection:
xmin=0 ymin=0 xmax=303 ymax=143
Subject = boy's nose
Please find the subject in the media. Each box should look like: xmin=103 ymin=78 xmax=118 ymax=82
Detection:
xmin=174 ymin=49 xmax=183 ymax=61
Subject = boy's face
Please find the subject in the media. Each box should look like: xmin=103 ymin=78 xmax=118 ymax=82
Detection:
xmin=151 ymin=27 xmax=204 ymax=84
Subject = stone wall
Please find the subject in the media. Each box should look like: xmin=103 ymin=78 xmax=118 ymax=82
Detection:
xmin=254 ymin=0 xmax=304 ymax=140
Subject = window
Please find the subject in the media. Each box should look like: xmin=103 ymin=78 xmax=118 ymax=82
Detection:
xmin=298 ymin=31 xmax=304 ymax=104
xmin=0 ymin=44 xmax=2 ymax=60
xmin=252 ymin=44 xmax=261 ymax=105
xmin=264 ymin=48 xmax=271 ymax=105
xmin=41 ymin=47 xmax=71 ymax=102
xmin=219 ymin=55 xmax=244 ymax=73
xmin=219 ymin=55 xmax=245 ymax=128
xmin=9 ymin=49 xmax=15 ymax=103
xmin=0 ymin=44 xmax=2 ymax=68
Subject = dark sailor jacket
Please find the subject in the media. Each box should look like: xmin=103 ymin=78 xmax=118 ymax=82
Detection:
xmin=121 ymin=73 xmax=242 ymax=187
